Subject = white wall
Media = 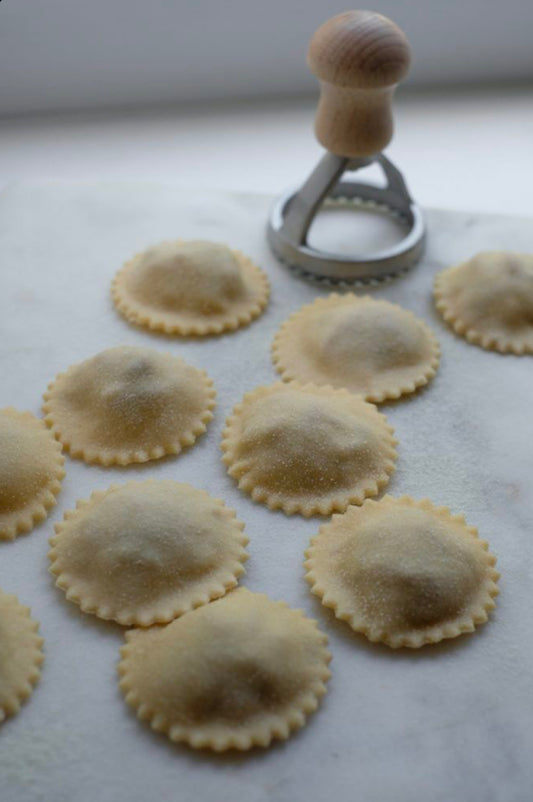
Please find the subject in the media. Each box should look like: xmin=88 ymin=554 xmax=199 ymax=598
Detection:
xmin=1 ymin=0 xmax=532 ymax=116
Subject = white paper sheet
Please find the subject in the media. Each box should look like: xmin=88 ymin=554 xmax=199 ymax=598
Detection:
xmin=1 ymin=182 xmax=532 ymax=802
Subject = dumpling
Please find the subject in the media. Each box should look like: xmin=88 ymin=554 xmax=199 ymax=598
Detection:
xmin=272 ymin=294 xmax=440 ymax=402
xmin=43 ymin=345 xmax=215 ymax=465
xmin=49 ymin=480 xmax=249 ymax=626
xmin=221 ymin=382 xmax=397 ymax=516
xmin=434 ymin=251 xmax=533 ymax=354
xmin=305 ymin=495 xmax=499 ymax=648
xmin=0 ymin=591 xmax=44 ymax=723
xmin=0 ymin=407 xmax=64 ymax=540
xmin=112 ymin=240 xmax=269 ymax=336
xmin=118 ymin=588 xmax=331 ymax=750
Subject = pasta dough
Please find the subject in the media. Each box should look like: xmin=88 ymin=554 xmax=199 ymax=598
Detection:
xmin=272 ymin=294 xmax=440 ymax=402
xmin=49 ymin=480 xmax=249 ymax=626
xmin=221 ymin=382 xmax=397 ymax=516
xmin=0 ymin=407 xmax=64 ymax=540
xmin=305 ymin=495 xmax=500 ymax=648
xmin=43 ymin=345 xmax=215 ymax=465
xmin=118 ymin=588 xmax=331 ymax=751
xmin=112 ymin=240 xmax=270 ymax=336
xmin=434 ymin=251 xmax=533 ymax=354
xmin=0 ymin=591 xmax=44 ymax=723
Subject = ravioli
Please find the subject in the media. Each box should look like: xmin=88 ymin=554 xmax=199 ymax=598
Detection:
xmin=305 ymin=495 xmax=500 ymax=648
xmin=112 ymin=240 xmax=269 ymax=336
xmin=49 ymin=480 xmax=249 ymax=626
xmin=221 ymin=382 xmax=397 ymax=516
xmin=434 ymin=251 xmax=533 ymax=354
xmin=0 ymin=591 xmax=44 ymax=723
xmin=0 ymin=407 xmax=64 ymax=540
xmin=272 ymin=294 xmax=440 ymax=402
xmin=43 ymin=345 xmax=215 ymax=465
xmin=118 ymin=588 xmax=331 ymax=750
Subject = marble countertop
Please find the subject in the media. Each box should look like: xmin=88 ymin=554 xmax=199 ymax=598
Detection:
xmin=1 ymin=181 xmax=532 ymax=802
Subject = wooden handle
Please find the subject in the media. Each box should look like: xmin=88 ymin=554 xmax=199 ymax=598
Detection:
xmin=307 ymin=10 xmax=411 ymax=158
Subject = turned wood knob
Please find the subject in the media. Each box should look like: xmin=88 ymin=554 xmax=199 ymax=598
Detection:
xmin=307 ymin=10 xmax=411 ymax=158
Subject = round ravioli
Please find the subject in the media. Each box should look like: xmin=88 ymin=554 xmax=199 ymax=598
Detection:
xmin=118 ymin=588 xmax=331 ymax=751
xmin=0 ymin=408 xmax=64 ymax=540
xmin=0 ymin=591 xmax=44 ymax=723
xmin=112 ymin=239 xmax=270 ymax=336
xmin=221 ymin=382 xmax=397 ymax=517
xmin=49 ymin=481 xmax=249 ymax=626
xmin=305 ymin=496 xmax=500 ymax=648
xmin=272 ymin=294 xmax=440 ymax=402
xmin=43 ymin=345 xmax=215 ymax=465
xmin=434 ymin=251 xmax=533 ymax=354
